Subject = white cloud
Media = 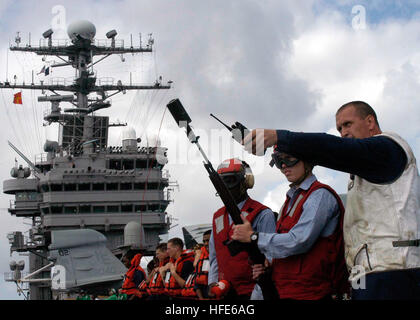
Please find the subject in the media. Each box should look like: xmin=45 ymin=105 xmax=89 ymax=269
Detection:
xmin=289 ymin=12 xmax=420 ymax=139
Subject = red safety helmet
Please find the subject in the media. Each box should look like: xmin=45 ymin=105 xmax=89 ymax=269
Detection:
xmin=217 ymin=158 xmax=254 ymax=189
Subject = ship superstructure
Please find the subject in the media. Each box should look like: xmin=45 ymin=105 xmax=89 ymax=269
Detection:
xmin=1 ymin=20 xmax=174 ymax=300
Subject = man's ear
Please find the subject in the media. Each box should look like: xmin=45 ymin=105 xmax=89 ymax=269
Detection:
xmin=366 ymin=114 xmax=376 ymax=130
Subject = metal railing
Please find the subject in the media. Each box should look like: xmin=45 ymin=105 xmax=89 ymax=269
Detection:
xmin=38 ymin=39 xmax=70 ymax=47
xmin=95 ymin=39 xmax=124 ymax=48
xmin=4 ymin=271 xmax=28 ymax=282
xmin=98 ymin=77 xmax=115 ymax=86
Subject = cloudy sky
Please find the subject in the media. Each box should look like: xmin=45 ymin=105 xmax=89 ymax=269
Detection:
xmin=1 ymin=0 xmax=420 ymax=299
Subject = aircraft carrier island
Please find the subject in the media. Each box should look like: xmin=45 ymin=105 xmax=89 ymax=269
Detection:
xmin=1 ymin=20 xmax=176 ymax=300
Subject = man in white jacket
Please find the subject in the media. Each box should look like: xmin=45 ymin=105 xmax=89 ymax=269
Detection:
xmin=242 ymin=101 xmax=420 ymax=299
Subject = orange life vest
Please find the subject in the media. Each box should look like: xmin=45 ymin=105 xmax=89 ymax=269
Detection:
xmin=121 ymin=253 xmax=146 ymax=297
xmin=180 ymin=246 xmax=211 ymax=299
xmin=137 ymin=279 xmax=149 ymax=298
xmin=164 ymin=250 xmax=195 ymax=297
xmin=180 ymin=272 xmax=198 ymax=298
xmin=195 ymin=246 xmax=210 ymax=285
xmin=148 ymin=257 xmax=169 ymax=295
xmin=147 ymin=258 xmax=169 ymax=295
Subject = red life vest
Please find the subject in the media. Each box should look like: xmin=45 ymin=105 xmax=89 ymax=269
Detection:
xmin=137 ymin=280 xmax=149 ymax=298
xmin=121 ymin=253 xmax=146 ymax=297
xmin=147 ymin=258 xmax=169 ymax=295
xmin=180 ymin=272 xmax=198 ymax=298
xmin=180 ymin=246 xmax=211 ymax=299
xmin=212 ymin=198 xmax=268 ymax=296
xmin=195 ymin=246 xmax=210 ymax=285
xmin=272 ymin=180 xmax=349 ymax=300
xmin=164 ymin=250 xmax=195 ymax=297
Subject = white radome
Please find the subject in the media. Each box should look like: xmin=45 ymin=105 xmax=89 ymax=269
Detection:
xmin=122 ymin=127 xmax=137 ymax=141
xmin=67 ymin=20 xmax=96 ymax=41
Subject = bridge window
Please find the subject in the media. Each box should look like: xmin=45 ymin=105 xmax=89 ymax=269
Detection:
xmin=134 ymin=205 xmax=147 ymax=212
xmin=64 ymin=184 xmax=77 ymax=191
xmin=93 ymin=206 xmax=105 ymax=213
xmin=106 ymin=183 xmax=118 ymax=191
xmin=64 ymin=206 xmax=78 ymax=214
xmin=149 ymin=204 xmax=160 ymax=211
xmin=79 ymin=205 xmax=91 ymax=214
xmin=107 ymin=205 xmax=119 ymax=213
xmin=121 ymin=204 xmax=133 ymax=212
xmin=92 ymin=183 xmax=105 ymax=191
xmin=120 ymin=183 xmax=132 ymax=190
xmin=109 ymin=159 xmax=122 ymax=170
xmin=78 ymin=183 xmax=90 ymax=191
xmin=135 ymin=159 xmax=147 ymax=169
xmin=148 ymin=183 xmax=158 ymax=189
xmin=51 ymin=184 xmax=62 ymax=192
xmin=25 ymin=192 xmax=38 ymax=201
xmin=122 ymin=160 xmax=134 ymax=170
xmin=51 ymin=206 xmax=63 ymax=214
xmin=134 ymin=183 xmax=145 ymax=190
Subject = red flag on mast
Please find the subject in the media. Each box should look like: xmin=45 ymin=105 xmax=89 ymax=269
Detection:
xmin=13 ymin=92 xmax=22 ymax=104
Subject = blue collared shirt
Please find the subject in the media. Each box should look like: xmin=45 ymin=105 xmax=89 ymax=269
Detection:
xmin=208 ymin=197 xmax=276 ymax=298
xmin=258 ymin=174 xmax=340 ymax=259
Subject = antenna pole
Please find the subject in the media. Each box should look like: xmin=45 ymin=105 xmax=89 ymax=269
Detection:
xmin=6 ymin=46 xmax=9 ymax=82
xmin=210 ymin=113 xmax=233 ymax=131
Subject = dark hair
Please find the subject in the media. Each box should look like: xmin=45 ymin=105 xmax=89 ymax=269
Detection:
xmin=147 ymin=260 xmax=155 ymax=273
xmin=156 ymin=243 xmax=167 ymax=252
xmin=337 ymin=101 xmax=380 ymax=127
xmin=203 ymin=230 xmax=212 ymax=237
xmin=123 ymin=250 xmax=135 ymax=261
xmin=168 ymin=237 xmax=184 ymax=249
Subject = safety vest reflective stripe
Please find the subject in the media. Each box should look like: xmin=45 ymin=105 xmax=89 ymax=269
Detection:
xmin=148 ymin=258 xmax=169 ymax=295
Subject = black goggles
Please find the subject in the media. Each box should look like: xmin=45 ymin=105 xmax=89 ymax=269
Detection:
xmin=269 ymin=153 xmax=300 ymax=169
xmin=220 ymin=173 xmax=244 ymax=189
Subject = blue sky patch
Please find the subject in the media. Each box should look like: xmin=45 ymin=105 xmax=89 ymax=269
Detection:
xmin=313 ymin=0 xmax=420 ymax=26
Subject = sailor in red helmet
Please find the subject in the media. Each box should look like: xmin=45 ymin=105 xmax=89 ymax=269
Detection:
xmin=208 ymin=158 xmax=276 ymax=300
xmin=232 ymin=149 xmax=349 ymax=300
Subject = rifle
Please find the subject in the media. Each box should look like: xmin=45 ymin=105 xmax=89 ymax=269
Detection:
xmin=166 ymin=98 xmax=279 ymax=300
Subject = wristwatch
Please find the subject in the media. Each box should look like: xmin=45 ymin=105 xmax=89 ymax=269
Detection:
xmin=250 ymin=231 xmax=259 ymax=244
